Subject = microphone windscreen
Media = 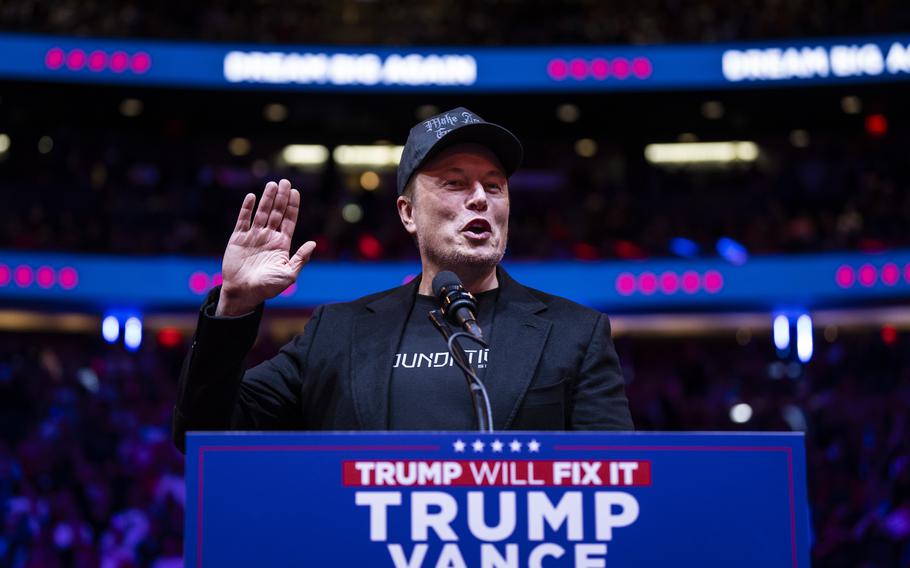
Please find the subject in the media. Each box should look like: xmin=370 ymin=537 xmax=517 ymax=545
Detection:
xmin=432 ymin=271 xmax=462 ymax=298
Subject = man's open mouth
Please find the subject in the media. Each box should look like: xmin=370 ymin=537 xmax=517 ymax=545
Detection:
xmin=462 ymin=219 xmax=492 ymax=239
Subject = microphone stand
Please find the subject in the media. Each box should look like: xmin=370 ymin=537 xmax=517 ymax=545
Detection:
xmin=428 ymin=309 xmax=494 ymax=432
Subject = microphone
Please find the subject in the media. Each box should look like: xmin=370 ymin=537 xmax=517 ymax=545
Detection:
xmin=432 ymin=271 xmax=483 ymax=339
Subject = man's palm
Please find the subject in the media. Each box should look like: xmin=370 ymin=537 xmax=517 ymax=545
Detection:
xmin=218 ymin=179 xmax=316 ymax=315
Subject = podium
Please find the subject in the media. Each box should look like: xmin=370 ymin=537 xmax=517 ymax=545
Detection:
xmin=184 ymin=432 xmax=810 ymax=567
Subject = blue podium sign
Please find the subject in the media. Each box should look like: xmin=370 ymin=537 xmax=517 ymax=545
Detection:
xmin=185 ymin=432 xmax=809 ymax=567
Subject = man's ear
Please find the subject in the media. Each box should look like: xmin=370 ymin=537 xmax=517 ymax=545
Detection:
xmin=396 ymin=195 xmax=417 ymax=235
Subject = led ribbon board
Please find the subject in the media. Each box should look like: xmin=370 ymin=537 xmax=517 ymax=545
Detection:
xmin=1 ymin=249 xmax=910 ymax=311
xmin=185 ymin=432 xmax=810 ymax=567
xmin=1 ymin=33 xmax=909 ymax=91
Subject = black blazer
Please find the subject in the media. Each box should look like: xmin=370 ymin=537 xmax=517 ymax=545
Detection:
xmin=172 ymin=268 xmax=633 ymax=452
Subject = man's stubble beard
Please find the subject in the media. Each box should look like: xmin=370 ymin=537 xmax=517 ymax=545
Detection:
xmin=418 ymin=232 xmax=508 ymax=280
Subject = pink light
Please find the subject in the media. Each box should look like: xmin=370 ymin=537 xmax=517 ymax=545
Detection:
xmin=615 ymin=272 xmax=636 ymax=296
xmin=188 ymin=271 xmax=210 ymax=294
xmin=212 ymin=273 xmax=223 ymax=287
xmin=881 ymin=263 xmax=900 ymax=286
xmin=611 ymin=57 xmax=630 ymax=79
xmin=280 ymin=283 xmax=297 ymax=297
xmin=66 ymin=49 xmax=86 ymax=71
xmin=703 ymin=270 xmax=724 ymax=293
xmin=638 ymin=272 xmax=657 ymax=295
xmin=569 ymin=58 xmax=588 ymax=80
xmin=547 ymin=59 xmax=568 ymax=80
xmin=905 ymin=263 xmax=910 ymax=284
xmin=659 ymin=271 xmax=679 ymax=294
xmin=45 ymin=48 xmax=65 ymax=69
xmin=36 ymin=266 xmax=55 ymax=288
xmin=88 ymin=50 xmax=107 ymax=71
xmin=858 ymin=263 xmax=877 ymax=287
xmin=681 ymin=270 xmax=700 ymax=294
xmin=591 ymin=58 xmax=609 ymax=80
xmin=58 ymin=267 xmax=78 ymax=289
xmin=631 ymin=57 xmax=653 ymax=79
xmin=402 ymin=274 xmax=417 ymax=285
xmin=130 ymin=52 xmax=151 ymax=74
xmin=835 ymin=265 xmax=855 ymax=288
xmin=110 ymin=51 xmax=129 ymax=73
xmin=14 ymin=265 xmax=33 ymax=287
xmin=0 ymin=264 xmax=9 ymax=286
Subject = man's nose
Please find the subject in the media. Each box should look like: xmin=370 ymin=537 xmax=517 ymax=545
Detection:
xmin=465 ymin=181 xmax=488 ymax=211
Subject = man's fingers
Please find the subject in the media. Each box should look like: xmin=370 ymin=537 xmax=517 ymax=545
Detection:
xmin=267 ymin=179 xmax=291 ymax=231
xmin=252 ymin=181 xmax=278 ymax=228
xmin=233 ymin=193 xmax=255 ymax=233
xmin=280 ymin=188 xmax=301 ymax=239
xmin=290 ymin=240 xmax=317 ymax=274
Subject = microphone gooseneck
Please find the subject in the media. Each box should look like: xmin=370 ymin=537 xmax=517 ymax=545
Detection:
xmin=428 ymin=270 xmax=493 ymax=432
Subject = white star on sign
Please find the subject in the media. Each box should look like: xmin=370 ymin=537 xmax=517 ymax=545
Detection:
xmin=509 ymin=439 xmax=522 ymax=452
xmin=472 ymin=439 xmax=485 ymax=452
xmin=453 ymin=439 xmax=466 ymax=452
xmin=527 ymin=439 xmax=541 ymax=452
xmin=491 ymin=439 xmax=504 ymax=452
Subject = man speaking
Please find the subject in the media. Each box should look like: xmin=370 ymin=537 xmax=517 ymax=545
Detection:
xmin=172 ymin=107 xmax=632 ymax=452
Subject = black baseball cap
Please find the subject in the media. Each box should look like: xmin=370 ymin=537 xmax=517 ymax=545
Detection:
xmin=396 ymin=106 xmax=523 ymax=195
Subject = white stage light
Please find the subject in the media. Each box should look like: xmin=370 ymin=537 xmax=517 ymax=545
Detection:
xmin=102 ymin=315 xmax=119 ymax=343
xmin=796 ymin=314 xmax=813 ymax=363
xmin=124 ymin=316 xmax=142 ymax=351
xmin=773 ymin=315 xmax=790 ymax=351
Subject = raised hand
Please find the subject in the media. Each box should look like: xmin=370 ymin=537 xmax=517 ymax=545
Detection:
xmin=216 ymin=179 xmax=316 ymax=316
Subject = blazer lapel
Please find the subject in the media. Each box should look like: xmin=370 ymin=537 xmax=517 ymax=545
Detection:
xmin=351 ymin=276 xmax=420 ymax=429
xmin=484 ymin=268 xmax=551 ymax=430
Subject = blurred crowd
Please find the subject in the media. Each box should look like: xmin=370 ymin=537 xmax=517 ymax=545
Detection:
xmin=1 ymin=125 xmax=908 ymax=262
xmin=0 ymin=328 xmax=908 ymax=567
xmin=0 ymin=0 xmax=908 ymax=45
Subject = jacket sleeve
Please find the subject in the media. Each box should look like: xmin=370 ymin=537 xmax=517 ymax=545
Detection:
xmin=171 ymin=286 xmax=323 ymax=453
xmin=571 ymin=313 xmax=634 ymax=430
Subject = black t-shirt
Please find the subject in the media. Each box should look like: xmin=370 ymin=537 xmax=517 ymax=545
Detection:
xmin=388 ymin=289 xmax=497 ymax=430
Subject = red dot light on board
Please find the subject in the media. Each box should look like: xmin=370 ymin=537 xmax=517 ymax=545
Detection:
xmin=14 ymin=265 xmax=33 ymax=287
xmin=882 ymin=325 xmax=897 ymax=345
xmin=547 ymin=59 xmax=568 ymax=80
xmin=36 ymin=266 xmax=55 ymax=289
xmin=130 ymin=52 xmax=151 ymax=74
xmin=280 ymin=282 xmax=297 ymax=297
xmin=681 ymin=271 xmax=700 ymax=294
xmin=835 ymin=265 xmax=855 ymax=288
xmin=865 ymin=114 xmax=888 ymax=137
xmin=66 ymin=49 xmax=86 ymax=70
xmin=631 ymin=57 xmax=653 ymax=79
xmin=569 ymin=58 xmax=588 ymax=80
xmin=591 ymin=58 xmax=609 ymax=79
xmin=87 ymin=50 xmax=107 ymax=71
xmin=638 ymin=272 xmax=658 ymax=295
xmin=659 ymin=271 xmax=679 ymax=294
xmin=188 ymin=271 xmax=210 ymax=294
xmin=58 ymin=267 xmax=78 ymax=289
xmin=858 ymin=263 xmax=877 ymax=287
xmin=358 ymin=234 xmax=383 ymax=260
xmin=110 ymin=51 xmax=130 ymax=73
xmin=615 ymin=272 xmax=636 ymax=296
xmin=45 ymin=48 xmax=65 ymax=69
xmin=881 ymin=263 xmax=900 ymax=286
xmin=611 ymin=58 xmax=630 ymax=79
xmin=212 ymin=273 xmax=223 ymax=287
xmin=703 ymin=270 xmax=724 ymax=293
xmin=157 ymin=328 xmax=183 ymax=348
xmin=0 ymin=264 xmax=10 ymax=286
